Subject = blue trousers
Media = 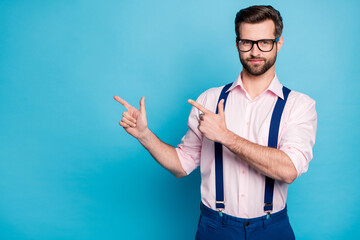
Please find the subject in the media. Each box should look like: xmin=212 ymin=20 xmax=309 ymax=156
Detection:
xmin=195 ymin=203 xmax=295 ymax=240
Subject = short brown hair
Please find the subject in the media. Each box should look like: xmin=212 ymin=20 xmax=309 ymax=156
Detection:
xmin=235 ymin=5 xmax=283 ymax=41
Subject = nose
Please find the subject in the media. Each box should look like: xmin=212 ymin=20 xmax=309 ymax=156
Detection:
xmin=250 ymin=42 xmax=261 ymax=57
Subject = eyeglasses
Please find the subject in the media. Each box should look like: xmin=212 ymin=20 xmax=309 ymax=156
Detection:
xmin=237 ymin=37 xmax=279 ymax=52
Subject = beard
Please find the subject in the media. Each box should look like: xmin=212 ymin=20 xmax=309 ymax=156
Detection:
xmin=240 ymin=53 xmax=277 ymax=76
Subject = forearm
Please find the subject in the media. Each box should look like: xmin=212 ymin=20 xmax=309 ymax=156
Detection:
xmin=137 ymin=128 xmax=187 ymax=178
xmin=221 ymin=130 xmax=297 ymax=184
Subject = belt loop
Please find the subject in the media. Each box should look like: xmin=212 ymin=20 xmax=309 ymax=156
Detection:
xmin=262 ymin=217 xmax=267 ymax=229
xmin=262 ymin=217 xmax=265 ymax=229
xmin=221 ymin=212 xmax=228 ymax=227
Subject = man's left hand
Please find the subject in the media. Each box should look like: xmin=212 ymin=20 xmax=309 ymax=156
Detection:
xmin=188 ymin=99 xmax=229 ymax=143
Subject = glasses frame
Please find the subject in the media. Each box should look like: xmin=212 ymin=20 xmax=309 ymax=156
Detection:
xmin=237 ymin=37 xmax=280 ymax=52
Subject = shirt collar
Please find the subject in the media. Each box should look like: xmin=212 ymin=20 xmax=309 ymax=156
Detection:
xmin=226 ymin=72 xmax=284 ymax=100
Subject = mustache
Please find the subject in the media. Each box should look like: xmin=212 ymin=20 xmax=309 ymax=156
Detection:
xmin=246 ymin=58 xmax=266 ymax=61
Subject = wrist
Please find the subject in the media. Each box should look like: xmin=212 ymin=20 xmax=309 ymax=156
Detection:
xmin=219 ymin=129 xmax=234 ymax=146
xmin=137 ymin=127 xmax=151 ymax=142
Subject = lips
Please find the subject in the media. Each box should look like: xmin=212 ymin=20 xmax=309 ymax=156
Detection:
xmin=248 ymin=59 xmax=264 ymax=64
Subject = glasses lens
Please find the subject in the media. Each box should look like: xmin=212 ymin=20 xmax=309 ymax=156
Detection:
xmin=239 ymin=40 xmax=253 ymax=52
xmin=258 ymin=40 xmax=274 ymax=52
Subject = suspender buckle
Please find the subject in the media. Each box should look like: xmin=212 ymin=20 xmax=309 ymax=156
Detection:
xmin=264 ymin=203 xmax=273 ymax=219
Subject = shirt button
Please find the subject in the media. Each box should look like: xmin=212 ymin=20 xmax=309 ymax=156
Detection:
xmin=245 ymin=221 xmax=250 ymax=226
xmin=242 ymin=170 xmax=246 ymax=174
xmin=241 ymin=194 xmax=245 ymax=198
xmin=246 ymin=122 xmax=250 ymax=126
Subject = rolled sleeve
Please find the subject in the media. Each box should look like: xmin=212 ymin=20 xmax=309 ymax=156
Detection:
xmin=175 ymin=94 xmax=206 ymax=175
xmin=279 ymin=94 xmax=317 ymax=177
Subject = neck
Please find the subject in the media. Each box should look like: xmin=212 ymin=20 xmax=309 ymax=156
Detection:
xmin=241 ymin=66 xmax=275 ymax=99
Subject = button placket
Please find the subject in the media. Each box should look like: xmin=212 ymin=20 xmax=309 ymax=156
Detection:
xmin=244 ymin=101 xmax=251 ymax=135
xmin=241 ymin=100 xmax=252 ymax=216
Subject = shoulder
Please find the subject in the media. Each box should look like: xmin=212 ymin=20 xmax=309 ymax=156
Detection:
xmin=285 ymin=89 xmax=317 ymax=121
xmin=287 ymin=89 xmax=316 ymax=108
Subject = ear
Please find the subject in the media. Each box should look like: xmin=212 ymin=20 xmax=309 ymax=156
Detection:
xmin=276 ymin=36 xmax=284 ymax=53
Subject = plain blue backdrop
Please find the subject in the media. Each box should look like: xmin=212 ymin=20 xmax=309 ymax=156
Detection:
xmin=1 ymin=0 xmax=359 ymax=239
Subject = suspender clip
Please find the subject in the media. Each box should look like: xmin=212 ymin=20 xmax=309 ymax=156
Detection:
xmin=264 ymin=203 xmax=273 ymax=219
xmin=218 ymin=209 xmax=223 ymax=217
xmin=216 ymin=201 xmax=225 ymax=217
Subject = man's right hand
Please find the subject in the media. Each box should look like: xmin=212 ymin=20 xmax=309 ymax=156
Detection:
xmin=114 ymin=95 xmax=187 ymax=178
xmin=114 ymin=96 xmax=149 ymax=139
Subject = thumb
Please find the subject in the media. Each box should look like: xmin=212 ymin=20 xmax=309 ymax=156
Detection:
xmin=140 ymin=96 xmax=146 ymax=116
xmin=218 ymin=99 xmax=225 ymax=116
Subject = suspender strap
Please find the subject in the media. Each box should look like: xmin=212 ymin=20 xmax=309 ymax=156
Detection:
xmin=214 ymin=83 xmax=233 ymax=210
xmin=264 ymin=86 xmax=291 ymax=213
xmin=213 ymin=83 xmax=291 ymax=214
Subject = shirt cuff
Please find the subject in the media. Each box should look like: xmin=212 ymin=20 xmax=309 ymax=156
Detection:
xmin=175 ymin=147 xmax=199 ymax=175
xmin=282 ymin=146 xmax=309 ymax=177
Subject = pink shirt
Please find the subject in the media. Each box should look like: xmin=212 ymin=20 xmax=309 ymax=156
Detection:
xmin=176 ymin=73 xmax=317 ymax=218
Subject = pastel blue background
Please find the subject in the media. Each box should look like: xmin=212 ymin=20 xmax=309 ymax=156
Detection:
xmin=1 ymin=0 xmax=359 ymax=239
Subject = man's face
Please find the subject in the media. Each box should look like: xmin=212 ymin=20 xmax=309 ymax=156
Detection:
xmin=237 ymin=20 xmax=283 ymax=76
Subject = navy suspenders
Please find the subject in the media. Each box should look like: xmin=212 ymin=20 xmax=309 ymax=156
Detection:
xmin=264 ymin=86 xmax=291 ymax=215
xmin=214 ymin=83 xmax=233 ymax=212
xmin=214 ymin=83 xmax=291 ymax=217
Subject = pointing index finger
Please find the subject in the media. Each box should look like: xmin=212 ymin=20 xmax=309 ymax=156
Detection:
xmin=188 ymin=99 xmax=210 ymax=114
xmin=114 ymin=95 xmax=132 ymax=110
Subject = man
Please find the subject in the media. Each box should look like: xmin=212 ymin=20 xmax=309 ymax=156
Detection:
xmin=114 ymin=5 xmax=317 ymax=240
